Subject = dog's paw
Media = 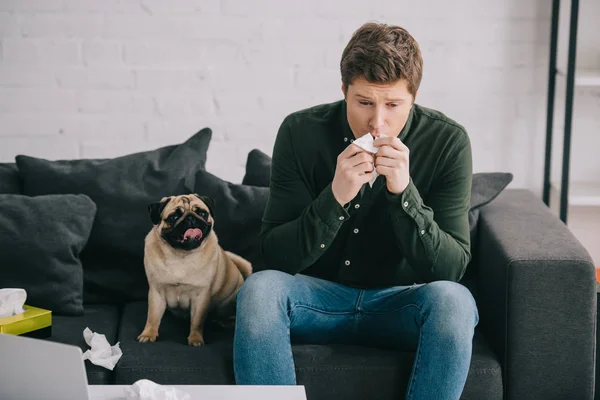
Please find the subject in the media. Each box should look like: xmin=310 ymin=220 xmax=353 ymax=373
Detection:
xmin=137 ymin=330 xmax=158 ymax=343
xmin=187 ymin=332 xmax=205 ymax=347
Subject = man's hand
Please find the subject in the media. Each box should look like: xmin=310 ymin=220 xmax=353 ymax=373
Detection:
xmin=331 ymin=144 xmax=375 ymax=206
xmin=373 ymin=136 xmax=410 ymax=194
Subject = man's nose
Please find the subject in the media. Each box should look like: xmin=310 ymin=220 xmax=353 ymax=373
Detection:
xmin=370 ymin=117 xmax=385 ymax=137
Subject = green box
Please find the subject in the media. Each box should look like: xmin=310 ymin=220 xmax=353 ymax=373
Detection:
xmin=0 ymin=305 xmax=52 ymax=338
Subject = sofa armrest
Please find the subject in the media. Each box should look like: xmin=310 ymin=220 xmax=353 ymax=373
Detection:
xmin=476 ymin=189 xmax=596 ymax=400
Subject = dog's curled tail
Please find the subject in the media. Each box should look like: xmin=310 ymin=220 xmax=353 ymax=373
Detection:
xmin=226 ymin=251 xmax=253 ymax=279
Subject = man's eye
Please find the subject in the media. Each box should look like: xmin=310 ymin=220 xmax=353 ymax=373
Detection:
xmin=360 ymin=101 xmax=371 ymax=106
xmin=389 ymin=103 xmax=398 ymax=108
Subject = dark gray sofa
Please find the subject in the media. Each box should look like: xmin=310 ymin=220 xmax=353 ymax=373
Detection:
xmin=1 ymin=142 xmax=596 ymax=399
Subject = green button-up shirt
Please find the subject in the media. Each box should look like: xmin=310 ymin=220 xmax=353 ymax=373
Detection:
xmin=260 ymin=99 xmax=472 ymax=288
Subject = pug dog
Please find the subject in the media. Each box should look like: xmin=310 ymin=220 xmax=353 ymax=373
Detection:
xmin=137 ymin=194 xmax=252 ymax=346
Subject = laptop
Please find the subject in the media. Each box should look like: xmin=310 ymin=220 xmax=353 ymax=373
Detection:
xmin=0 ymin=333 xmax=90 ymax=400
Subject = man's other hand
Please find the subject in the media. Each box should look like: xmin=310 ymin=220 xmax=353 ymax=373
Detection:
xmin=331 ymin=144 xmax=375 ymax=206
xmin=373 ymin=136 xmax=410 ymax=194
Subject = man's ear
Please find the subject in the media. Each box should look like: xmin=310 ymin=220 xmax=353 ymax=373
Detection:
xmin=148 ymin=197 xmax=171 ymax=225
xmin=193 ymin=194 xmax=215 ymax=217
xmin=341 ymin=83 xmax=347 ymax=100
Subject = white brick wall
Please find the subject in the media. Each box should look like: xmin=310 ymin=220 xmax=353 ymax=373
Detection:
xmin=0 ymin=0 xmax=598 ymax=192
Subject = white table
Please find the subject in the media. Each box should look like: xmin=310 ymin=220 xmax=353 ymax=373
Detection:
xmin=88 ymin=384 xmax=307 ymax=400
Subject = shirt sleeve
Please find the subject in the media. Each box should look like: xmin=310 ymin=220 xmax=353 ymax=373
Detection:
xmin=385 ymin=131 xmax=473 ymax=282
xmin=259 ymin=118 xmax=350 ymax=274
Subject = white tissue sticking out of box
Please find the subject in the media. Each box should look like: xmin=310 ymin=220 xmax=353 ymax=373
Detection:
xmin=351 ymin=133 xmax=387 ymax=187
xmin=82 ymin=327 xmax=123 ymax=371
xmin=124 ymin=379 xmax=191 ymax=400
xmin=0 ymin=288 xmax=27 ymax=318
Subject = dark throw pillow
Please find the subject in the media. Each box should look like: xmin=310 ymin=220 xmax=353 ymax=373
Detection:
xmin=465 ymin=172 xmax=513 ymax=279
xmin=15 ymin=128 xmax=212 ymax=304
xmin=470 ymin=172 xmax=514 ymax=210
xmin=192 ymin=169 xmax=270 ymax=274
xmin=0 ymin=163 xmax=22 ymax=194
xmin=0 ymin=194 xmax=97 ymax=316
xmin=241 ymin=149 xmax=271 ymax=187
xmin=468 ymin=172 xmax=514 ymax=249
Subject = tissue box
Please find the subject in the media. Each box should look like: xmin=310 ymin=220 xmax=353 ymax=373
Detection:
xmin=0 ymin=305 xmax=52 ymax=338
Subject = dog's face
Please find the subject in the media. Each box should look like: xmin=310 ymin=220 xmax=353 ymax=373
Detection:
xmin=148 ymin=194 xmax=215 ymax=251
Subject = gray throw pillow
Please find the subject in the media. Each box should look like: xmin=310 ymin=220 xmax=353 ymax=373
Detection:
xmin=15 ymin=128 xmax=212 ymax=304
xmin=0 ymin=194 xmax=97 ymax=315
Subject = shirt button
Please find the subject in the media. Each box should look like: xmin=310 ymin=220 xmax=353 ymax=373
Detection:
xmin=354 ymin=204 xmax=360 ymax=209
xmin=350 ymin=139 xmax=354 ymax=143
xmin=320 ymin=243 xmax=325 ymax=248
xmin=420 ymin=229 xmax=425 ymax=235
xmin=339 ymin=216 xmax=345 ymax=221
xmin=403 ymin=201 xmax=409 ymax=208
xmin=344 ymin=137 xmax=348 ymax=142
xmin=344 ymin=260 xmax=350 ymax=266
xmin=353 ymin=228 xmax=359 ymax=234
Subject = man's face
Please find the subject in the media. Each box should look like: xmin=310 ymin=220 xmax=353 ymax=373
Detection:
xmin=343 ymin=76 xmax=415 ymax=140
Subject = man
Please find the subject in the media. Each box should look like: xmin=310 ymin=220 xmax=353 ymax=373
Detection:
xmin=233 ymin=22 xmax=478 ymax=400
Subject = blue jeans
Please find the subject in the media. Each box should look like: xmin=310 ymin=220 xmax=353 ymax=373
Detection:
xmin=233 ymin=270 xmax=479 ymax=400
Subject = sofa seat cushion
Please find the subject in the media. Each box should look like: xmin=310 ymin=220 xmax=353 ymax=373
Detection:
xmin=115 ymin=302 xmax=502 ymax=399
xmin=47 ymin=304 xmax=121 ymax=384
xmin=115 ymin=301 xmax=236 ymax=385
xmin=285 ymin=330 xmax=501 ymax=400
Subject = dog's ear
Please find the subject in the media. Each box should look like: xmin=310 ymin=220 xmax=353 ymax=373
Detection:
xmin=193 ymin=194 xmax=215 ymax=216
xmin=148 ymin=197 xmax=171 ymax=225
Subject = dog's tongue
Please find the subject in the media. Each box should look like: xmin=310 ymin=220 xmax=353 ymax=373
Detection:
xmin=184 ymin=228 xmax=203 ymax=240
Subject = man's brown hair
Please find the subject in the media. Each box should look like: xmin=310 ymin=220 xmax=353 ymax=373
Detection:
xmin=340 ymin=22 xmax=423 ymax=98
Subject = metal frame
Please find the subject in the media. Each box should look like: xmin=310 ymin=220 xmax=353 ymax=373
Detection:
xmin=543 ymin=0 xmax=580 ymax=224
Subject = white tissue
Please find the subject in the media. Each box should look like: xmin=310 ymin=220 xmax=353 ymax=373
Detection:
xmin=124 ymin=379 xmax=191 ymax=400
xmin=352 ymin=133 xmax=386 ymax=187
xmin=352 ymin=133 xmax=378 ymax=154
xmin=0 ymin=288 xmax=27 ymax=318
xmin=82 ymin=327 xmax=123 ymax=371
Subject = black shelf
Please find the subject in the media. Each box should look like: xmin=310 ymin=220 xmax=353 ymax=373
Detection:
xmin=543 ymin=0 xmax=580 ymax=224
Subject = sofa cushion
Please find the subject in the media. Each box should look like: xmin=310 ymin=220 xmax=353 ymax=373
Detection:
xmin=465 ymin=172 xmax=513 ymax=279
xmin=115 ymin=301 xmax=501 ymax=399
xmin=114 ymin=301 xmax=236 ymax=385
xmin=295 ymin=330 xmax=502 ymax=400
xmin=190 ymin=168 xmax=269 ymax=274
xmin=241 ymin=149 xmax=271 ymax=187
xmin=0 ymin=194 xmax=97 ymax=316
xmin=15 ymin=129 xmax=212 ymax=304
xmin=0 ymin=162 xmax=22 ymax=194
xmin=48 ymin=304 xmax=121 ymax=384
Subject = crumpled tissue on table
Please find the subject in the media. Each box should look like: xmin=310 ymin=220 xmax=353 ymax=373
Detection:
xmin=82 ymin=327 xmax=123 ymax=371
xmin=124 ymin=379 xmax=191 ymax=400
xmin=0 ymin=288 xmax=27 ymax=318
xmin=352 ymin=133 xmax=387 ymax=187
